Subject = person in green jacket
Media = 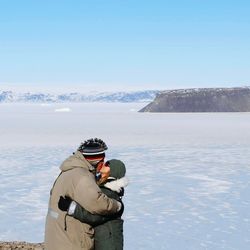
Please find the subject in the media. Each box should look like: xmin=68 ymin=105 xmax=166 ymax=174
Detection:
xmin=58 ymin=159 xmax=129 ymax=250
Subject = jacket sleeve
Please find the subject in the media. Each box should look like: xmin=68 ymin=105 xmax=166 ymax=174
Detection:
xmin=73 ymin=202 xmax=115 ymax=227
xmin=73 ymin=172 xmax=120 ymax=215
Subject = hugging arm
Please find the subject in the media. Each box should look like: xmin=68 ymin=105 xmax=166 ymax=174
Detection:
xmin=58 ymin=196 xmax=118 ymax=227
xmin=74 ymin=202 xmax=117 ymax=226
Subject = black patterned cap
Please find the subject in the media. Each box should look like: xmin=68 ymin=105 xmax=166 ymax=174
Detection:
xmin=78 ymin=138 xmax=108 ymax=155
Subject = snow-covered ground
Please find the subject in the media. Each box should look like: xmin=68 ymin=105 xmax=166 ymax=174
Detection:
xmin=0 ymin=103 xmax=250 ymax=249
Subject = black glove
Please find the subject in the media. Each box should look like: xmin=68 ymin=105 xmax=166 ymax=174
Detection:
xmin=58 ymin=196 xmax=72 ymax=212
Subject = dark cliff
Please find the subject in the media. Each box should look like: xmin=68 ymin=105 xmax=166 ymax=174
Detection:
xmin=139 ymin=87 xmax=250 ymax=112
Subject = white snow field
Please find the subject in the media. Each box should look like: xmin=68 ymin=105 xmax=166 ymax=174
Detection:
xmin=0 ymin=103 xmax=250 ymax=250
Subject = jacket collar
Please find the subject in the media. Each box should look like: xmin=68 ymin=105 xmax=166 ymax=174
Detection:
xmin=103 ymin=176 xmax=129 ymax=193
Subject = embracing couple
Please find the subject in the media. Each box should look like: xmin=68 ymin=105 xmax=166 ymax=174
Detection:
xmin=44 ymin=138 xmax=129 ymax=250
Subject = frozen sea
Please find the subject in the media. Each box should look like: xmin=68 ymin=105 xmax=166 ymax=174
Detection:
xmin=0 ymin=103 xmax=250 ymax=250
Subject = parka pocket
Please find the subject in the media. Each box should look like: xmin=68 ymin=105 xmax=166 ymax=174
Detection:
xmin=95 ymin=220 xmax=124 ymax=250
xmin=95 ymin=224 xmax=112 ymax=241
xmin=111 ymin=219 xmax=124 ymax=243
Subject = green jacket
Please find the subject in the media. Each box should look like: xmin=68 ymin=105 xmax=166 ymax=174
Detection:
xmin=72 ymin=177 xmax=128 ymax=250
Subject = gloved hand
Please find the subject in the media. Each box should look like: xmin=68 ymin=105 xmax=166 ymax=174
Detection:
xmin=58 ymin=196 xmax=72 ymax=212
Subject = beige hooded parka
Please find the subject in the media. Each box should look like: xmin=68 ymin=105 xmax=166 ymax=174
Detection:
xmin=44 ymin=151 xmax=120 ymax=250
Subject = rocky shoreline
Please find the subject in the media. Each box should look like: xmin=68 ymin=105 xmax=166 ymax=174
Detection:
xmin=0 ymin=242 xmax=44 ymax=250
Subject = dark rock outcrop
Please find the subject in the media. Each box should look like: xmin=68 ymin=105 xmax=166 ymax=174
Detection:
xmin=0 ymin=242 xmax=44 ymax=250
xmin=139 ymin=87 xmax=250 ymax=112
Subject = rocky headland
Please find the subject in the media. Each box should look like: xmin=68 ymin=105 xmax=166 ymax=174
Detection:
xmin=139 ymin=87 xmax=250 ymax=112
xmin=0 ymin=242 xmax=44 ymax=250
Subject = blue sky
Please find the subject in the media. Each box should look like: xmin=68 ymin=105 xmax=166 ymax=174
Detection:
xmin=0 ymin=0 xmax=250 ymax=91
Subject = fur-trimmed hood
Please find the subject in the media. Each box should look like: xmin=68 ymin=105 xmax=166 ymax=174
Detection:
xmin=104 ymin=176 xmax=129 ymax=193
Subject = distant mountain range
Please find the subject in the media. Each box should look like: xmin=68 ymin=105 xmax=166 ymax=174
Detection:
xmin=0 ymin=90 xmax=159 ymax=103
xmin=140 ymin=87 xmax=250 ymax=112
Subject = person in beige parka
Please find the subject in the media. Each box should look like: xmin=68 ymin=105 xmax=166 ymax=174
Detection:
xmin=44 ymin=138 xmax=122 ymax=250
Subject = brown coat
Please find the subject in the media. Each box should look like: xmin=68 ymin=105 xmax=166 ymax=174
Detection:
xmin=44 ymin=151 xmax=119 ymax=250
